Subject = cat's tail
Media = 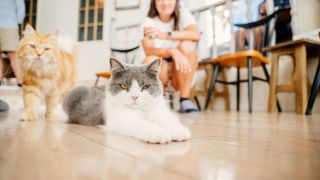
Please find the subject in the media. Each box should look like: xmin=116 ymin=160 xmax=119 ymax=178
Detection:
xmin=53 ymin=104 xmax=69 ymax=123
xmin=57 ymin=36 xmax=76 ymax=54
xmin=58 ymin=36 xmax=78 ymax=87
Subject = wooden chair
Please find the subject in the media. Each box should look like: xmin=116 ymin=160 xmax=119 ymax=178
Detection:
xmin=95 ymin=21 xmax=140 ymax=86
xmin=203 ymin=8 xmax=290 ymax=112
xmin=94 ymin=45 xmax=139 ymax=86
xmin=94 ymin=72 xmax=112 ymax=86
xmin=191 ymin=59 xmax=231 ymax=111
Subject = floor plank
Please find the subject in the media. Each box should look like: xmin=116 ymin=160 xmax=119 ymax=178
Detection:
xmin=0 ymin=109 xmax=320 ymax=180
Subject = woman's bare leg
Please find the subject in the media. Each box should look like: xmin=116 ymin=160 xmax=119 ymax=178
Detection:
xmin=172 ymin=41 xmax=198 ymax=98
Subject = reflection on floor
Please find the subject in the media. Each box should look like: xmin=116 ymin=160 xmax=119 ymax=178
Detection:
xmin=0 ymin=107 xmax=320 ymax=179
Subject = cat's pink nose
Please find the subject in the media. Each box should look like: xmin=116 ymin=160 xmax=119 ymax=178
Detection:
xmin=37 ymin=53 xmax=41 ymax=57
xmin=131 ymin=96 xmax=138 ymax=101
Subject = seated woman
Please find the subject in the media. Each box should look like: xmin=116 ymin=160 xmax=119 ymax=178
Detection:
xmin=140 ymin=0 xmax=200 ymax=113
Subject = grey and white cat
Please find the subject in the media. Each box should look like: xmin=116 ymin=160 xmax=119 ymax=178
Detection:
xmin=63 ymin=58 xmax=190 ymax=144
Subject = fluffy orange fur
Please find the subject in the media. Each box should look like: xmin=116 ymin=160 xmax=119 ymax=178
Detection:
xmin=17 ymin=24 xmax=77 ymax=121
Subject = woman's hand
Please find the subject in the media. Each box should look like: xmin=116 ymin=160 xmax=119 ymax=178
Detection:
xmin=168 ymin=49 xmax=192 ymax=73
xmin=144 ymin=27 xmax=168 ymax=39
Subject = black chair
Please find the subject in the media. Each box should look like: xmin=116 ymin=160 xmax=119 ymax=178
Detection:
xmin=202 ymin=8 xmax=290 ymax=112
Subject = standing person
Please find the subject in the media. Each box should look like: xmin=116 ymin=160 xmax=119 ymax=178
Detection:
xmin=232 ymin=0 xmax=266 ymax=51
xmin=0 ymin=0 xmax=25 ymax=86
xmin=141 ymin=0 xmax=200 ymax=113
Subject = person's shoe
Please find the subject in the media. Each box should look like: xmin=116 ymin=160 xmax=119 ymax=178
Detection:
xmin=180 ymin=99 xmax=198 ymax=113
xmin=0 ymin=99 xmax=9 ymax=112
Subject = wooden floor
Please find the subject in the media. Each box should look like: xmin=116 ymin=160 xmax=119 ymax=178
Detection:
xmin=0 ymin=109 xmax=319 ymax=180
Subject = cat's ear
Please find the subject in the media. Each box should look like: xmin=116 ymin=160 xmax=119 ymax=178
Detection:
xmin=110 ymin=58 xmax=124 ymax=71
xmin=23 ymin=24 xmax=36 ymax=36
xmin=49 ymin=30 xmax=59 ymax=41
xmin=146 ymin=59 xmax=161 ymax=73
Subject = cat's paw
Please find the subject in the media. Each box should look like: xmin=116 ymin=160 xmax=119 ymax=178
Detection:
xmin=45 ymin=111 xmax=53 ymax=118
xmin=168 ymin=126 xmax=191 ymax=142
xmin=45 ymin=111 xmax=59 ymax=122
xmin=21 ymin=111 xmax=37 ymax=121
xmin=137 ymin=129 xmax=172 ymax=144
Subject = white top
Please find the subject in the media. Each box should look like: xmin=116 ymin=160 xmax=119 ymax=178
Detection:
xmin=135 ymin=8 xmax=197 ymax=63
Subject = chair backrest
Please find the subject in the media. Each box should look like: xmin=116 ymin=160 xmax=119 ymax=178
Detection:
xmin=110 ymin=46 xmax=140 ymax=64
xmin=109 ymin=19 xmax=140 ymax=64
xmin=233 ymin=7 xmax=291 ymax=55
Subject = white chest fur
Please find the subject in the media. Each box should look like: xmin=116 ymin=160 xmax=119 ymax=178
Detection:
xmin=39 ymin=79 xmax=53 ymax=94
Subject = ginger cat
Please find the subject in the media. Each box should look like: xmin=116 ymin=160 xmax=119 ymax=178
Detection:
xmin=17 ymin=24 xmax=77 ymax=121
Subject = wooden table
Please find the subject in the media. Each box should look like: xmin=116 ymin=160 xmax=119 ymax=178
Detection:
xmin=263 ymin=38 xmax=320 ymax=114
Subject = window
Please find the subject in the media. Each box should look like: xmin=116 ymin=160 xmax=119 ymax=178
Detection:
xmin=20 ymin=0 xmax=37 ymax=34
xmin=78 ymin=0 xmax=104 ymax=41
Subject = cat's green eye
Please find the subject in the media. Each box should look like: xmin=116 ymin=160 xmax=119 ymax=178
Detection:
xmin=143 ymin=85 xmax=150 ymax=90
xmin=44 ymin=47 xmax=51 ymax=51
xmin=119 ymin=84 xmax=128 ymax=90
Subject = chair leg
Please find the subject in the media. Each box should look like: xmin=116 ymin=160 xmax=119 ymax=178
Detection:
xmin=205 ymin=64 xmax=220 ymax=110
xmin=248 ymin=57 xmax=253 ymax=113
xmin=262 ymin=64 xmax=282 ymax=112
xmin=194 ymin=96 xmax=201 ymax=111
xmin=236 ymin=67 xmax=241 ymax=111
xmin=306 ymin=59 xmax=320 ymax=115
xmin=94 ymin=77 xmax=100 ymax=86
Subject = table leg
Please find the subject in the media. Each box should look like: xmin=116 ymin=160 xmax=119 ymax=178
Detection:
xmin=294 ymin=45 xmax=308 ymax=114
xmin=268 ymin=52 xmax=279 ymax=112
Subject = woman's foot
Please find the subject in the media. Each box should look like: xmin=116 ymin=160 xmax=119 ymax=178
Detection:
xmin=180 ymin=99 xmax=198 ymax=113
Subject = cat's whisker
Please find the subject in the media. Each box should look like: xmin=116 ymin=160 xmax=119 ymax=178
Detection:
xmin=24 ymin=60 xmax=34 ymax=74
xmin=20 ymin=60 xmax=34 ymax=75
xmin=16 ymin=60 xmax=31 ymax=75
